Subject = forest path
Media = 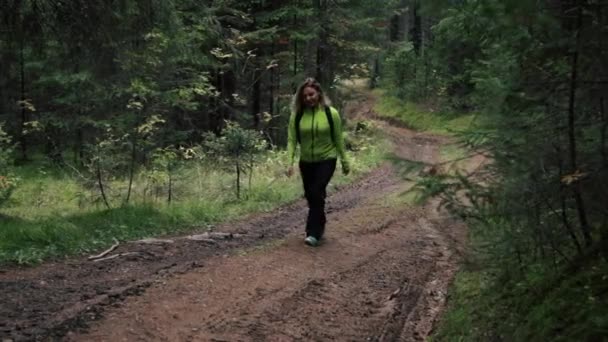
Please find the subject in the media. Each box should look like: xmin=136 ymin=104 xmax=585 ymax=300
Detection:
xmin=1 ymin=90 xmax=484 ymax=341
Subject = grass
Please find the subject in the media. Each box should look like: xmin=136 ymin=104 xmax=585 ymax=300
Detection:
xmin=373 ymin=89 xmax=608 ymax=341
xmin=439 ymin=144 xmax=470 ymax=176
xmin=440 ymin=144 xmax=467 ymax=161
xmin=429 ymin=269 xmax=489 ymax=342
xmin=373 ymin=89 xmax=478 ymax=134
xmin=378 ymin=186 xmax=421 ymax=208
xmin=0 ymin=128 xmax=387 ymax=265
xmin=431 ymin=256 xmax=608 ymax=341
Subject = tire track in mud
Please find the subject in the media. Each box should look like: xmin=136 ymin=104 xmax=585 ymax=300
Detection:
xmin=0 ymin=165 xmax=398 ymax=342
xmin=1 ymin=91 xmax=475 ymax=341
xmin=68 ymin=196 xmax=464 ymax=342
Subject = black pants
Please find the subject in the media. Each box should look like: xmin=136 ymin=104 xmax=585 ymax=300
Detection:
xmin=299 ymin=158 xmax=336 ymax=239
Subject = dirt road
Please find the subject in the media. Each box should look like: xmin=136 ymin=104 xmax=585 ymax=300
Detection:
xmin=0 ymin=92 xmax=481 ymax=341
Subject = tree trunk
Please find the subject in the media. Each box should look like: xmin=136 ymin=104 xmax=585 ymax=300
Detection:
xmin=223 ymin=70 xmax=236 ymax=122
xmin=389 ymin=13 xmax=401 ymax=42
xmin=252 ymin=66 xmax=261 ymax=128
xmin=75 ymin=126 xmax=85 ymax=166
xmin=315 ymin=0 xmax=329 ymax=86
xmin=18 ymin=35 xmax=28 ymax=161
xmin=248 ymin=157 xmax=254 ymax=194
xmin=389 ymin=0 xmax=409 ymax=42
xmin=269 ymin=43 xmax=276 ymax=117
xmin=410 ymin=0 xmax=422 ymax=55
xmin=125 ymin=125 xmax=138 ymax=204
xmin=167 ymin=170 xmax=172 ymax=204
xmin=371 ymin=56 xmax=380 ymax=89
xmin=539 ymin=215 xmax=548 ymax=260
xmin=601 ymin=96 xmax=606 ymax=164
xmin=236 ymin=158 xmax=241 ymax=199
xmin=97 ymin=159 xmax=111 ymax=209
xmin=292 ymin=2 xmax=299 ymax=92
xmin=552 ymin=147 xmax=583 ymax=254
xmin=561 ymin=192 xmax=583 ymax=253
xmin=567 ymin=2 xmax=592 ymax=247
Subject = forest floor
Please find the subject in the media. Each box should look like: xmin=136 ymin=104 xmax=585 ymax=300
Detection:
xmin=0 ymin=90 xmax=486 ymax=341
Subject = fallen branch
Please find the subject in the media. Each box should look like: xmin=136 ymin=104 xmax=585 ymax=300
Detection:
xmin=93 ymin=252 xmax=142 ymax=262
xmin=88 ymin=239 xmax=120 ymax=260
xmin=183 ymin=232 xmax=244 ymax=241
xmin=135 ymin=238 xmax=175 ymax=244
xmin=208 ymin=232 xmax=241 ymax=239
xmin=185 ymin=235 xmax=218 ymax=244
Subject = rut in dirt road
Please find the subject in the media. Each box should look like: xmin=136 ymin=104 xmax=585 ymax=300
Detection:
xmin=1 ymin=164 xmax=396 ymax=341
xmin=1 ymin=92 xmax=479 ymax=341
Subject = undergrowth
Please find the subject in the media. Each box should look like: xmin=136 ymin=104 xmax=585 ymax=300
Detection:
xmin=0 ymin=126 xmax=387 ymax=265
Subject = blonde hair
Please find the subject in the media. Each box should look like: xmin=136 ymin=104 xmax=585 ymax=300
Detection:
xmin=291 ymin=77 xmax=332 ymax=114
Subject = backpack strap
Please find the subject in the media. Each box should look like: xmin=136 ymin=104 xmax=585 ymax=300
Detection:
xmin=295 ymin=105 xmax=336 ymax=145
xmin=295 ymin=108 xmax=304 ymax=144
xmin=325 ymin=105 xmax=336 ymax=145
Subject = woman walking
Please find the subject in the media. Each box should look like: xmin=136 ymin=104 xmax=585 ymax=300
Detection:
xmin=287 ymin=78 xmax=350 ymax=247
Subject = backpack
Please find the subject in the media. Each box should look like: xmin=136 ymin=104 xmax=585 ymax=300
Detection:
xmin=295 ymin=105 xmax=335 ymax=145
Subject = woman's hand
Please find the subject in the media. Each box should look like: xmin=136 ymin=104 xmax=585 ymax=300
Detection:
xmin=286 ymin=166 xmax=295 ymax=178
xmin=342 ymin=161 xmax=350 ymax=175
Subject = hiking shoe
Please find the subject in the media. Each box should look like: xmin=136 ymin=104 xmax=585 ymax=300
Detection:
xmin=304 ymin=236 xmax=319 ymax=247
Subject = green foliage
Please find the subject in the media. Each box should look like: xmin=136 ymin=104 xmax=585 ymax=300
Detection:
xmin=374 ymin=90 xmax=478 ymax=134
xmin=204 ymin=121 xmax=268 ymax=199
xmin=0 ymin=0 xmax=404 ymax=167
xmin=0 ymin=0 xmax=398 ymax=266
xmin=0 ymin=124 xmax=18 ymax=207
xmin=429 ymin=270 xmax=489 ymax=341
xmin=81 ymin=114 xmax=166 ymax=207
xmin=383 ymin=41 xmax=439 ymax=100
xmin=433 ymin=255 xmax=608 ymax=342
xmin=0 ymin=123 xmax=385 ymax=264
xmin=400 ymin=0 xmax=608 ymax=340
xmin=144 ymin=146 xmax=182 ymax=203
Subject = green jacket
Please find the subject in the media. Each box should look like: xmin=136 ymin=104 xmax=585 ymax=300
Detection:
xmin=287 ymin=105 xmax=350 ymax=169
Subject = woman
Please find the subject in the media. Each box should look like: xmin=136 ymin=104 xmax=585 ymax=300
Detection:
xmin=287 ymin=78 xmax=350 ymax=247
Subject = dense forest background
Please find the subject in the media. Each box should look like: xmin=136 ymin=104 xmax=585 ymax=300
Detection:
xmin=0 ymin=0 xmax=391 ymax=161
xmin=1 ymin=0 xmax=607 ymax=340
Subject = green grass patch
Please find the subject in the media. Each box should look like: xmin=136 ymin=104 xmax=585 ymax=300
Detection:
xmin=510 ymin=260 xmax=608 ymax=341
xmin=373 ymin=89 xmax=478 ymax=134
xmin=1 ymin=130 xmax=386 ymax=265
xmin=439 ymin=144 xmax=469 ymax=175
xmin=430 ymin=269 xmax=490 ymax=342
xmin=374 ymin=88 xmax=608 ymax=341
xmin=378 ymin=187 xmax=420 ymax=208
xmin=432 ymin=254 xmax=608 ymax=341
xmin=440 ymin=144 xmax=467 ymax=161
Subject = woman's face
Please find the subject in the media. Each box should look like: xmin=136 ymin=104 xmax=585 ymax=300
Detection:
xmin=302 ymin=86 xmax=320 ymax=107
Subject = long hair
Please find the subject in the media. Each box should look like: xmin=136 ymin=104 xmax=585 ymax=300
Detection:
xmin=291 ymin=77 xmax=332 ymax=114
